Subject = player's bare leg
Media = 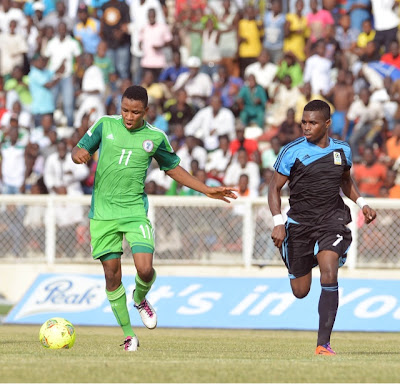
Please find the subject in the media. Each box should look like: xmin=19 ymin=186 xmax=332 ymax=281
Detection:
xmin=132 ymin=252 xmax=157 ymax=329
xmin=315 ymin=250 xmax=340 ymax=355
xmin=102 ymin=256 xmax=139 ymax=351
xmin=289 ymin=272 xmax=312 ymax=299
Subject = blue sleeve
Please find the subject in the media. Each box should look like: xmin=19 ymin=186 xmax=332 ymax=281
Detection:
xmin=273 ymin=144 xmax=296 ymax=176
xmin=342 ymin=144 xmax=353 ymax=170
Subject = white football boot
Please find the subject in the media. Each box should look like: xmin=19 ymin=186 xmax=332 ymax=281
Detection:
xmin=121 ymin=335 xmax=139 ymax=351
xmin=133 ymin=289 xmax=157 ymax=329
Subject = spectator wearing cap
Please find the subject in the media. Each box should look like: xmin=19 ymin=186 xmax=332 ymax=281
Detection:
xmin=44 ymin=21 xmax=82 ymax=127
xmin=73 ymin=4 xmax=101 ymax=55
xmin=172 ymin=56 xmax=213 ymax=110
xmin=31 ymin=0 xmax=47 ymax=29
xmin=24 ymin=0 xmax=55 ymax=17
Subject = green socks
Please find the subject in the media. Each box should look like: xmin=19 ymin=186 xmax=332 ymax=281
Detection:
xmin=133 ymin=269 xmax=157 ymax=305
xmin=106 ymin=284 xmax=135 ymax=338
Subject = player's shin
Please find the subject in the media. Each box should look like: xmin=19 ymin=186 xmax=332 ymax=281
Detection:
xmin=133 ymin=268 xmax=157 ymax=304
xmin=317 ymin=283 xmax=339 ymax=346
xmin=106 ymin=284 xmax=135 ymax=338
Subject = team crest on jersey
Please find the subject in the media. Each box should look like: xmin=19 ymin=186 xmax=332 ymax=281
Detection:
xmin=333 ymin=152 xmax=341 ymax=165
xmin=143 ymin=140 xmax=154 ymax=152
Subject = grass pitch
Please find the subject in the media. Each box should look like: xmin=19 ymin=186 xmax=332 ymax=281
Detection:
xmin=0 ymin=325 xmax=399 ymax=383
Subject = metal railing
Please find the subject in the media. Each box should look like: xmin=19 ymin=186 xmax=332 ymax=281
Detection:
xmin=0 ymin=195 xmax=398 ymax=269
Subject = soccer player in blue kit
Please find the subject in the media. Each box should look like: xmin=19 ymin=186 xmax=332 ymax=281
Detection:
xmin=268 ymin=100 xmax=377 ymax=355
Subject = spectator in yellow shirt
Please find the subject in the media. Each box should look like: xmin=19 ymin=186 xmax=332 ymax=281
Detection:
xmin=356 ymin=19 xmax=376 ymax=55
xmin=283 ymin=0 xmax=309 ymax=62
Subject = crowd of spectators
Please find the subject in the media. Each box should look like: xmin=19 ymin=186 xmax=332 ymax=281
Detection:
xmin=2 ymin=0 xmax=400 ymax=211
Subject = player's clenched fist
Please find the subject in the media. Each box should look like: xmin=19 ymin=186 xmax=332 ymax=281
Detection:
xmin=72 ymin=147 xmax=91 ymax=164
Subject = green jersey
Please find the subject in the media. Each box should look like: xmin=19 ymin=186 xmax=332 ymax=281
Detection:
xmin=77 ymin=116 xmax=180 ymax=220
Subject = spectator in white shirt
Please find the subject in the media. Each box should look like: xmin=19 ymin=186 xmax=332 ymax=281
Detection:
xmin=205 ymin=134 xmax=232 ymax=181
xmin=44 ymin=21 xmax=82 ymax=127
xmin=0 ymin=126 xmax=26 ymax=194
xmin=172 ymin=56 xmax=213 ymax=110
xmin=176 ymin=135 xmax=208 ymax=172
xmin=244 ymin=49 xmax=278 ymax=95
xmin=303 ymin=40 xmax=332 ymax=95
xmin=343 ymin=88 xmax=385 ymax=159
xmin=43 ymin=139 xmax=89 ymax=256
xmin=74 ymin=53 xmax=106 ymax=128
xmin=224 ymin=147 xmax=260 ymax=193
xmin=371 ymin=0 xmax=399 ymax=54
xmin=185 ymin=95 xmax=235 ymax=151
xmin=0 ymin=19 xmax=28 ymax=78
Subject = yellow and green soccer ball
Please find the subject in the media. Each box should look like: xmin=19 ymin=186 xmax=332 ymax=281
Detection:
xmin=39 ymin=317 xmax=76 ymax=349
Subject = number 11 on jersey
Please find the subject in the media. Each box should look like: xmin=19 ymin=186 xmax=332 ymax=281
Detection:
xmin=119 ymin=149 xmax=132 ymax=166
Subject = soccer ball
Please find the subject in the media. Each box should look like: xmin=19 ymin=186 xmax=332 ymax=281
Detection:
xmin=39 ymin=317 xmax=76 ymax=349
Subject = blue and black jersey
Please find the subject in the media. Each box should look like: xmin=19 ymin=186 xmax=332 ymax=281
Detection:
xmin=274 ymin=137 xmax=352 ymax=226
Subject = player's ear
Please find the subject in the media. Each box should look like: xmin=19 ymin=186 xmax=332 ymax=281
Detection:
xmin=326 ymin=118 xmax=331 ymax=127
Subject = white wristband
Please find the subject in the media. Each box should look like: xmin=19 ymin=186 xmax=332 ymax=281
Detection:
xmin=356 ymin=197 xmax=367 ymax=209
xmin=273 ymin=214 xmax=284 ymax=227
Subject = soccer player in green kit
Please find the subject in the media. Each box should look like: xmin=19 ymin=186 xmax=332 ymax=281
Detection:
xmin=72 ymin=85 xmax=238 ymax=351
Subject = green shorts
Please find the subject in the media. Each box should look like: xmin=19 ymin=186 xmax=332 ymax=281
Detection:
xmin=90 ymin=217 xmax=155 ymax=259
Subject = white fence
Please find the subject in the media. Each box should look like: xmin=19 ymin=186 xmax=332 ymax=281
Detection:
xmin=0 ymin=195 xmax=399 ymax=269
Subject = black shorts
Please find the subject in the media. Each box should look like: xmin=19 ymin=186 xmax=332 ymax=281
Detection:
xmin=280 ymin=220 xmax=352 ymax=279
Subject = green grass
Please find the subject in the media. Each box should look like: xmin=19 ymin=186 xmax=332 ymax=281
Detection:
xmin=0 ymin=326 xmax=399 ymax=383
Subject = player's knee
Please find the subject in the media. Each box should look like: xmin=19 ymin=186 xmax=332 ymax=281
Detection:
xmin=104 ymin=269 xmax=122 ymax=290
xmin=137 ymin=265 xmax=154 ymax=282
xmin=320 ymin=271 xmax=338 ymax=285
xmin=292 ymin=287 xmax=310 ymax=299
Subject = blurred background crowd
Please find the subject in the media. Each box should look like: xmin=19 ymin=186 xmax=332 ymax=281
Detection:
xmin=1 ymin=0 xmax=400 ymax=205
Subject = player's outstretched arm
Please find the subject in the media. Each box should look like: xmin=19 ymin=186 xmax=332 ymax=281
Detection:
xmin=341 ymin=170 xmax=377 ymax=224
xmin=165 ymin=165 xmax=238 ymax=203
xmin=268 ymin=171 xmax=288 ymax=248
xmin=72 ymin=146 xmax=91 ymax=164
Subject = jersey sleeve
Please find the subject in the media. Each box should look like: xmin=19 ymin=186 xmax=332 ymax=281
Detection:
xmin=342 ymin=144 xmax=352 ymax=170
xmin=77 ymin=117 xmax=103 ymax=156
xmin=153 ymin=134 xmax=180 ymax=171
xmin=273 ymin=144 xmax=297 ymax=176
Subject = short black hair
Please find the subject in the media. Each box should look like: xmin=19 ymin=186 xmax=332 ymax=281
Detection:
xmin=304 ymin=99 xmax=330 ymax=120
xmin=122 ymin=85 xmax=148 ymax=108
